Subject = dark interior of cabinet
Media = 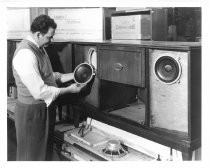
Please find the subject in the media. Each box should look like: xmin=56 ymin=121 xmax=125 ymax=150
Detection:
xmin=7 ymin=41 xmax=17 ymax=87
xmin=7 ymin=40 xmax=19 ymax=97
xmin=167 ymin=7 xmax=201 ymax=42
xmin=45 ymin=43 xmax=73 ymax=73
xmin=102 ymin=85 xmax=146 ymax=126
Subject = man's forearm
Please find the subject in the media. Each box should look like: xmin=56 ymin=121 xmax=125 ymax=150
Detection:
xmin=59 ymin=73 xmax=74 ymax=83
xmin=59 ymin=87 xmax=71 ymax=96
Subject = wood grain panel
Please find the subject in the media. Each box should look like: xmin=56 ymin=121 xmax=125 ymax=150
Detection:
xmin=98 ymin=46 xmax=145 ymax=87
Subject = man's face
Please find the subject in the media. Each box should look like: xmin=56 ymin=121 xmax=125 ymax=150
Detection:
xmin=39 ymin=27 xmax=55 ymax=47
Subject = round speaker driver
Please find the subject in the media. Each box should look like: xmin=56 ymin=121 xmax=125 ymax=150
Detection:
xmin=73 ymin=63 xmax=95 ymax=84
xmin=155 ymin=56 xmax=181 ymax=83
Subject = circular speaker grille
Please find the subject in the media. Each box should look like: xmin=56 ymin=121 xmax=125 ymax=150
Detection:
xmin=74 ymin=63 xmax=94 ymax=84
xmin=155 ymin=56 xmax=181 ymax=83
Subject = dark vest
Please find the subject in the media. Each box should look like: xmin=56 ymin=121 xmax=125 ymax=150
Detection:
xmin=13 ymin=39 xmax=57 ymax=104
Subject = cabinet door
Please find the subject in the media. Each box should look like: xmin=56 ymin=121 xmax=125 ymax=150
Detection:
xmin=45 ymin=43 xmax=73 ymax=73
xmin=74 ymin=44 xmax=99 ymax=108
xmin=98 ymin=45 xmax=145 ymax=87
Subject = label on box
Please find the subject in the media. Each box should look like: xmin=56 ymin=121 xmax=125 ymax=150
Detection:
xmin=111 ymin=15 xmax=151 ymax=40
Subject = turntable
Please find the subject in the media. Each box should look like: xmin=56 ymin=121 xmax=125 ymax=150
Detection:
xmin=63 ymin=118 xmax=156 ymax=161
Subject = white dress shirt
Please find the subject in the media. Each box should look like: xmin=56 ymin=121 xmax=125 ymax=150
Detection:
xmin=13 ymin=35 xmax=61 ymax=106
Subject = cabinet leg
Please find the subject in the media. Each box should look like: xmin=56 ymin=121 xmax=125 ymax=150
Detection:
xmin=182 ymin=150 xmax=193 ymax=161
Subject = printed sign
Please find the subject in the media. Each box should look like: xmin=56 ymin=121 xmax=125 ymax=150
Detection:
xmin=48 ymin=8 xmax=104 ymax=40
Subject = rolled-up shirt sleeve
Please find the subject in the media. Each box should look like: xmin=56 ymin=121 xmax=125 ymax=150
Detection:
xmin=53 ymin=72 xmax=63 ymax=84
xmin=13 ymin=49 xmax=60 ymax=106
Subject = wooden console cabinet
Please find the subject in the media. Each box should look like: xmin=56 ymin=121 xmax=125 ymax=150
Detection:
xmin=87 ymin=40 xmax=201 ymax=160
xmin=8 ymin=38 xmax=201 ymax=160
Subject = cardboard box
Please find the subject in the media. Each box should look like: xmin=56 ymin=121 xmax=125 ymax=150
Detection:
xmin=111 ymin=14 xmax=152 ymax=40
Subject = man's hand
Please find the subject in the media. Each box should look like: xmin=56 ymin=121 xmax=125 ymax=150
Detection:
xmin=59 ymin=82 xmax=86 ymax=96
xmin=67 ymin=83 xmax=86 ymax=93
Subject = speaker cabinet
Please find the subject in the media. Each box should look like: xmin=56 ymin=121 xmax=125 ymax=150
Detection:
xmin=149 ymin=49 xmax=201 ymax=136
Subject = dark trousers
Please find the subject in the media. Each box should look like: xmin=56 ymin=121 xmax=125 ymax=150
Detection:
xmin=14 ymin=100 xmax=56 ymax=161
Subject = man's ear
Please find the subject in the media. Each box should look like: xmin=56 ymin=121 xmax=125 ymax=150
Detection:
xmin=35 ymin=32 xmax=42 ymax=39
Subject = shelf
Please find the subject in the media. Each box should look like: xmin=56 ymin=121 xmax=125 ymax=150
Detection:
xmin=109 ymin=101 xmax=145 ymax=124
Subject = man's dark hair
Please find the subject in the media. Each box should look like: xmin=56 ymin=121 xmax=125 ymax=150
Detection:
xmin=31 ymin=14 xmax=57 ymax=34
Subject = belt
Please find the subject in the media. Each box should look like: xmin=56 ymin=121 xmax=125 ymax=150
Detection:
xmin=18 ymin=95 xmax=45 ymax=105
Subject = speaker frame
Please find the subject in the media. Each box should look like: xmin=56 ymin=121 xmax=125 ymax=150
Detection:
xmin=154 ymin=55 xmax=182 ymax=84
xmin=73 ymin=63 xmax=96 ymax=84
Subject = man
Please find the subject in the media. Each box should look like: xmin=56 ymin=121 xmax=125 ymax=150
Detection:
xmin=12 ymin=14 xmax=86 ymax=161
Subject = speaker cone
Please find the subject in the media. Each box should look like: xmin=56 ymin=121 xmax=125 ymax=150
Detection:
xmin=155 ymin=56 xmax=180 ymax=83
xmin=74 ymin=63 xmax=95 ymax=84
